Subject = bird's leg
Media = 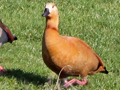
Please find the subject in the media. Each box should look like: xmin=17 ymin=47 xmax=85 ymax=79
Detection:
xmin=76 ymin=78 xmax=87 ymax=85
xmin=63 ymin=78 xmax=77 ymax=88
xmin=0 ymin=65 xmax=6 ymax=74
xmin=63 ymin=78 xmax=87 ymax=88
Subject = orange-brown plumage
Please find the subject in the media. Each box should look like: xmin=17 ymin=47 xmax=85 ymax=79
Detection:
xmin=42 ymin=3 xmax=108 ymax=88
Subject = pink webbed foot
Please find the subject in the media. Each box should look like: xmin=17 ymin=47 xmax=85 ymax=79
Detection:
xmin=63 ymin=78 xmax=87 ymax=88
xmin=0 ymin=66 xmax=6 ymax=74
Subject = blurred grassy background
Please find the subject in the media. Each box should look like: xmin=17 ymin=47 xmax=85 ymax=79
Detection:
xmin=0 ymin=0 xmax=120 ymax=90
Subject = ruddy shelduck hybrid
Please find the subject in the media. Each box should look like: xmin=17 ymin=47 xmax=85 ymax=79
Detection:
xmin=42 ymin=3 xmax=108 ymax=88
xmin=0 ymin=20 xmax=17 ymax=73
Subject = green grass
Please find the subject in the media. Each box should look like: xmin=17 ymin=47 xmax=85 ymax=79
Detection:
xmin=0 ymin=0 xmax=120 ymax=90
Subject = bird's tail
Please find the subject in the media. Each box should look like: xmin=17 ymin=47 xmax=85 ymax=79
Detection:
xmin=100 ymin=67 xmax=109 ymax=74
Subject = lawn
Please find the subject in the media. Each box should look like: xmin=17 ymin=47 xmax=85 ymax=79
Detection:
xmin=0 ymin=0 xmax=120 ymax=90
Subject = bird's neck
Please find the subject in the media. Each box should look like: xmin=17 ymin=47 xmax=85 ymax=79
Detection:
xmin=46 ymin=15 xmax=59 ymax=30
xmin=43 ymin=15 xmax=60 ymax=46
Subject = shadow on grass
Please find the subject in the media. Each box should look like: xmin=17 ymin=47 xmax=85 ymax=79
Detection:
xmin=2 ymin=69 xmax=49 ymax=86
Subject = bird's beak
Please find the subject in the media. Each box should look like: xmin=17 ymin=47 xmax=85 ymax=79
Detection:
xmin=42 ymin=8 xmax=50 ymax=17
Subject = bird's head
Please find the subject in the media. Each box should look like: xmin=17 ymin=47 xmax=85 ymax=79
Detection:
xmin=42 ymin=3 xmax=58 ymax=18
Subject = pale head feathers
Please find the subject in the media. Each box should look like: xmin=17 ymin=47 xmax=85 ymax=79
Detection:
xmin=45 ymin=3 xmax=57 ymax=13
xmin=44 ymin=3 xmax=58 ymax=17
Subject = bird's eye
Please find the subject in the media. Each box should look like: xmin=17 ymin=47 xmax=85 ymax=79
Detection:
xmin=52 ymin=5 xmax=55 ymax=8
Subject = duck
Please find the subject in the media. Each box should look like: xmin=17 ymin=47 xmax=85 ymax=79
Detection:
xmin=0 ymin=20 xmax=17 ymax=73
xmin=42 ymin=3 xmax=108 ymax=88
